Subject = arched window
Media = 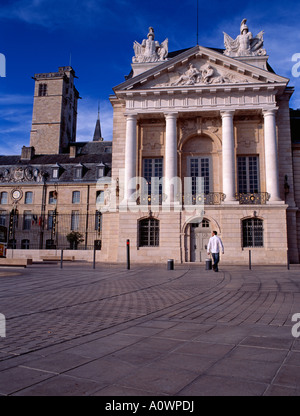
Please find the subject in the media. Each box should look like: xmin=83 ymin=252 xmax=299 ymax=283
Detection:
xmin=139 ymin=218 xmax=159 ymax=247
xmin=242 ymin=218 xmax=263 ymax=248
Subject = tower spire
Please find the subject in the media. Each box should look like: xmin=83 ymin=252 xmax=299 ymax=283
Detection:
xmin=93 ymin=101 xmax=103 ymax=142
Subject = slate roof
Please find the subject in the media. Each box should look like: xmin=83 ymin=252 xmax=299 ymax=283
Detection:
xmin=0 ymin=141 xmax=112 ymax=185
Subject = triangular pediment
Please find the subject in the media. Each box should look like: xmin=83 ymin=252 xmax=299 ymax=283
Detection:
xmin=114 ymin=45 xmax=289 ymax=94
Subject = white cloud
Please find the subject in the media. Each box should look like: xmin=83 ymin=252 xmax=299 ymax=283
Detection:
xmin=0 ymin=94 xmax=32 ymax=154
xmin=0 ymin=0 xmax=128 ymax=29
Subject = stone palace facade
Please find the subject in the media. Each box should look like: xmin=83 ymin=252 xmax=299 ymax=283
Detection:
xmin=2 ymin=20 xmax=300 ymax=265
xmin=99 ymin=21 xmax=300 ymax=265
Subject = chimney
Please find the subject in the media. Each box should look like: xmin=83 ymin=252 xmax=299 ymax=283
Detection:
xmin=69 ymin=144 xmax=77 ymax=158
xmin=21 ymin=146 xmax=35 ymax=160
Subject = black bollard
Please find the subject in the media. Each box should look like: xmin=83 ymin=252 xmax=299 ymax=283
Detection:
xmin=167 ymin=259 xmax=174 ymax=270
xmin=127 ymin=239 xmax=130 ymax=270
xmin=249 ymin=249 xmax=251 ymax=270
xmin=60 ymin=249 xmax=63 ymax=269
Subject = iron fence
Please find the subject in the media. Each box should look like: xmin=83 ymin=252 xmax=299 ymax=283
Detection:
xmin=1 ymin=211 xmax=102 ymax=250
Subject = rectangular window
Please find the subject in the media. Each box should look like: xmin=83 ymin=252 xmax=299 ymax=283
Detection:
xmin=47 ymin=210 xmax=56 ymax=230
xmin=52 ymin=168 xmax=59 ymax=179
xmin=139 ymin=218 xmax=159 ymax=247
xmin=71 ymin=211 xmax=79 ymax=231
xmin=23 ymin=211 xmax=32 ymax=230
xmin=75 ymin=167 xmax=82 ymax=179
xmin=97 ymin=164 xmax=105 ymax=178
xmin=38 ymin=83 xmax=48 ymax=97
xmin=238 ymin=156 xmax=259 ymax=194
xmin=0 ymin=211 xmax=6 ymax=226
xmin=25 ymin=191 xmax=33 ymax=204
xmin=189 ymin=157 xmax=210 ymax=195
xmin=96 ymin=190 xmax=104 ymax=205
xmin=142 ymin=158 xmax=163 ymax=204
xmin=49 ymin=191 xmax=57 ymax=204
xmin=242 ymin=218 xmax=264 ymax=248
xmin=0 ymin=192 xmax=8 ymax=204
xmin=21 ymin=239 xmax=30 ymax=249
xmin=72 ymin=191 xmax=80 ymax=204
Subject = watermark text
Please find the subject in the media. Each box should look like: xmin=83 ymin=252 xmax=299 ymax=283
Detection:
xmin=0 ymin=53 xmax=6 ymax=77
xmin=292 ymin=313 xmax=300 ymax=338
xmin=0 ymin=313 xmax=6 ymax=338
xmin=292 ymin=53 xmax=300 ymax=78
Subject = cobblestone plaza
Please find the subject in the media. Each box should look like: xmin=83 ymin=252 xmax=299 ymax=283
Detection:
xmin=0 ymin=262 xmax=299 ymax=396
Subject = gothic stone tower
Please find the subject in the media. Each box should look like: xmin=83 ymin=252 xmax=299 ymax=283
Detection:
xmin=29 ymin=66 xmax=80 ymax=155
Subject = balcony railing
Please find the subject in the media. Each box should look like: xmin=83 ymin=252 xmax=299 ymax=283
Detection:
xmin=235 ymin=192 xmax=270 ymax=205
xmin=137 ymin=192 xmax=226 ymax=206
xmin=183 ymin=192 xmax=226 ymax=205
xmin=135 ymin=192 xmax=270 ymax=206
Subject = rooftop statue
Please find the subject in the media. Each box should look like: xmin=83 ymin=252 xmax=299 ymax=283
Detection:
xmin=223 ymin=19 xmax=266 ymax=57
xmin=133 ymin=27 xmax=168 ymax=63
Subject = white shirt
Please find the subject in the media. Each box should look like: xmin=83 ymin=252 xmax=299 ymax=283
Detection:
xmin=207 ymin=235 xmax=224 ymax=254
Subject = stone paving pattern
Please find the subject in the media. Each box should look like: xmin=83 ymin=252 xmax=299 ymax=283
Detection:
xmin=0 ymin=262 xmax=300 ymax=396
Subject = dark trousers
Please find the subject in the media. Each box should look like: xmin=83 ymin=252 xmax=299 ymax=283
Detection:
xmin=212 ymin=253 xmax=220 ymax=271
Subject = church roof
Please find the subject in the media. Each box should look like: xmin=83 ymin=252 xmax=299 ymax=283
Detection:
xmin=93 ymin=114 xmax=103 ymax=141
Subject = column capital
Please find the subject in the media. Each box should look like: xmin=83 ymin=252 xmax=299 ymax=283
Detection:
xmin=124 ymin=113 xmax=138 ymax=120
xmin=262 ymin=108 xmax=278 ymax=117
xmin=220 ymin=110 xmax=235 ymax=119
xmin=164 ymin=112 xmax=178 ymax=120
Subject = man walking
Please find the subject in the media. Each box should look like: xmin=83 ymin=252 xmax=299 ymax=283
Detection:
xmin=207 ymin=231 xmax=224 ymax=272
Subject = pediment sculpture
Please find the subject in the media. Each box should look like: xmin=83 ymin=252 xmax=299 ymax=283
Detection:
xmin=133 ymin=27 xmax=168 ymax=63
xmin=169 ymin=63 xmax=248 ymax=87
xmin=223 ymin=19 xmax=266 ymax=57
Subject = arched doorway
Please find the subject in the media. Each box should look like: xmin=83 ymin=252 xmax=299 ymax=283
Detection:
xmin=187 ymin=218 xmax=212 ymax=262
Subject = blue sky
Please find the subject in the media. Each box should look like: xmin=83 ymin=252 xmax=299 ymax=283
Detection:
xmin=0 ymin=0 xmax=300 ymax=155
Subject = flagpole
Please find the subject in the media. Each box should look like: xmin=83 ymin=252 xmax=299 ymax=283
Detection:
xmin=197 ymin=0 xmax=199 ymax=45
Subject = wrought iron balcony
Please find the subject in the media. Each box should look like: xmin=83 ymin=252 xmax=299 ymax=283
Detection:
xmin=183 ymin=192 xmax=226 ymax=206
xmin=137 ymin=193 xmax=164 ymax=205
xmin=136 ymin=192 xmax=226 ymax=206
xmin=235 ymin=192 xmax=270 ymax=205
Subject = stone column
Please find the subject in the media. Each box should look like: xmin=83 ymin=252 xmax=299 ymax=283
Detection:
xmin=263 ymin=109 xmax=281 ymax=202
xmin=124 ymin=114 xmax=137 ymax=202
xmin=221 ymin=110 xmax=236 ymax=202
xmin=164 ymin=113 xmax=178 ymax=204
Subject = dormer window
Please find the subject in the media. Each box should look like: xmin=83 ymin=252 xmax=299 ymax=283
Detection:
xmin=74 ymin=163 xmax=83 ymax=179
xmin=51 ymin=163 xmax=61 ymax=179
xmin=96 ymin=162 xmax=105 ymax=179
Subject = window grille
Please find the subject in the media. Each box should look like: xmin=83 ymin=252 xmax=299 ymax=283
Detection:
xmin=139 ymin=218 xmax=159 ymax=247
xmin=242 ymin=218 xmax=263 ymax=248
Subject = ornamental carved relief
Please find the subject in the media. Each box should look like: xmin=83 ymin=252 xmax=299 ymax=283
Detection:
xmin=0 ymin=167 xmax=44 ymax=183
xmin=179 ymin=117 xmax=221 ymax=142
xmin=155 ymin=62 xmax=250 ymax=88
